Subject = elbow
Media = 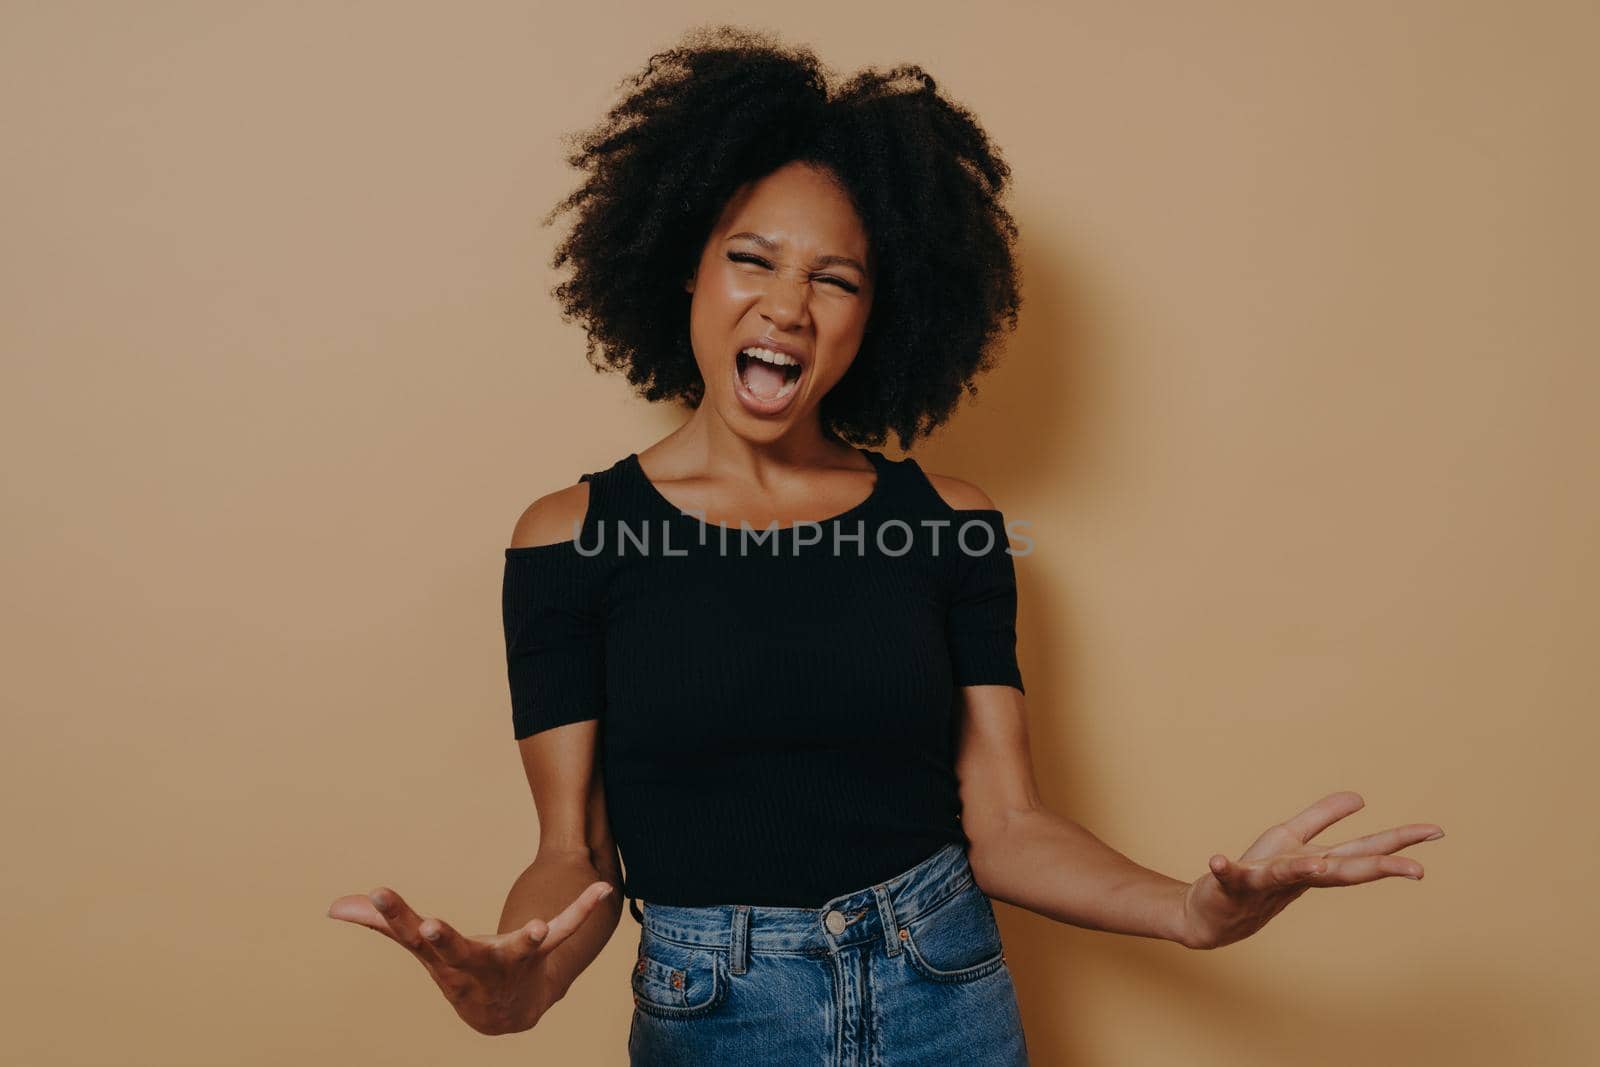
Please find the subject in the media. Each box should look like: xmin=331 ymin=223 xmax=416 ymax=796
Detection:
xmin=586 ymin=838 xmax=623 ymax=888
xmin=962 ymin=806 xmax=1029 ymax=896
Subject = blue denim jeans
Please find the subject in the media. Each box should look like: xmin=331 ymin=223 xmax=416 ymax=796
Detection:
xmin=627 ymin=842 xmax=1030 ymax=1065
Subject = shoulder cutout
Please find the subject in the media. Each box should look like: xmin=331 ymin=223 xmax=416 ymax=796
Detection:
xmin=509 ymin=480 xmax=592 ymax=549
xmin=923 ymin=471 xmax=997 ymax=512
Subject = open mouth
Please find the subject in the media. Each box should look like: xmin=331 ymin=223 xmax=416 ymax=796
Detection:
xmin=735 ymin=347 xmax=804 ymax=404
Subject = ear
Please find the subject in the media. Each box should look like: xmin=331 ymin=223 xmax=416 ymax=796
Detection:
xmin=683 ymin=269 xmax=696 ymax=294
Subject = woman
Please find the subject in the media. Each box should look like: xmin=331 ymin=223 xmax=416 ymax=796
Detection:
xmin=328 ymin=26 xmax=1444 ymax=1064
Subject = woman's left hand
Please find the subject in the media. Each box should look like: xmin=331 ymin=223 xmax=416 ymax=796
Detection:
xmin=1179 ymin=790 xmax=1443 ymax=950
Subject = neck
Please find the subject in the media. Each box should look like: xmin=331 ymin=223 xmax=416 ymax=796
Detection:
xmin=658 ymin=405 xmax=861 ymax=475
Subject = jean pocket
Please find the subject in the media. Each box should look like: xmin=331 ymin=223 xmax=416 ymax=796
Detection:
xmin=631 ymin=930 xmax=729 ymax=1019
xmin=900 ymin=877 xmax=1008 ymax=984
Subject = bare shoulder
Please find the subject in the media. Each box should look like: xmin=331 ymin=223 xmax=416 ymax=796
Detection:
xmin=922 ymin=470 xmax=997 ymax=511
xmin=509 ymin=480 xmax=592 ymax=548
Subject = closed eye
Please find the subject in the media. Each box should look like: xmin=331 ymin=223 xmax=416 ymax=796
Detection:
xmin=726 ymin=252 xmax=859 ymax=293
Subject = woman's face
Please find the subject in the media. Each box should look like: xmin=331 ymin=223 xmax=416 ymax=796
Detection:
xmin=684 ymin=161 xmax=874 ymax=441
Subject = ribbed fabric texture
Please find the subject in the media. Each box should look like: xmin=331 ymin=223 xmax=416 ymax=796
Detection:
xmin=501 ymin=448 xmax=1024 ymax=907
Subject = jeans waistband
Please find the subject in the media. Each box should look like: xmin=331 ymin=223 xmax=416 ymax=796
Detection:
xmin=637 ymin=843 xmax=975 ymax=963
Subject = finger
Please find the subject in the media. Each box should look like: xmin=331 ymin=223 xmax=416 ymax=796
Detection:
xmin=1279 ymin=791 xmax=1366 ymax=846
xmin=1320 ymin=824 xmax=1445 ymax=859
xmin=1279 ymin=855 xmax=1330 ymax=887
xmin=1309 ymin=854 xmax=1424 ymax=886
xmin=499 ymin=916 xmax=551 ymax=963
xmin=507 ymin=881 xmax=615 ymax=962
xmin=368 ymin=886 xmax=436 ymax=957
xmin=1209 ymin=857 xmax=1260 ymax=895
xmin=415 ymin=914 xmax=485 ymax=971
xmin=499 ymin=881 xmax=615 ymax=966
xmin=327 ymin=892 xmax=393 ymax=933
xmin=1210 ymin=854 xmax=1327 ymax=893
xmin=498 ymin=915 xmax=552 ymax=964
xmin=495 ymin=884 xmax=607 ymax=966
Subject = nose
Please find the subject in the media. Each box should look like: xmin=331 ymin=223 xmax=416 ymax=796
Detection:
xmin=757 ymin=266 xmax=812 ymax=330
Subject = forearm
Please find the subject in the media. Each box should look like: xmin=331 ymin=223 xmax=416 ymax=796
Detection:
xmin=497 ymin=844 xmax=624 ymax=1004
xmin=966 ymin=806 xmax=1194 ymax=947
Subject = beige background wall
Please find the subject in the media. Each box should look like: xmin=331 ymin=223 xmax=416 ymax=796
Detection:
xmin=3 ymin=2 xmax=1593 ymax=1064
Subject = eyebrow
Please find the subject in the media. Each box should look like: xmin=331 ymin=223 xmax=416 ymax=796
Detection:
xmin=725 ymin=232 xmax=867 ymax=274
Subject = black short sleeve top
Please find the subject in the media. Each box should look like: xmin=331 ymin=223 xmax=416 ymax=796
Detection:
xmin=501 ymin=448 xmax=1024 ymax=909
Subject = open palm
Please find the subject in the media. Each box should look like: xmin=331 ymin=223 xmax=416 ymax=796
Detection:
xmin=326 ymin=881 xmax=613 ymax=1035
xmin=1180 ymin=790 xmax=1444 ymax=950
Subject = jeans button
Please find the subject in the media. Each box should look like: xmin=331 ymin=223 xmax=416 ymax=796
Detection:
xmin=824 ymin=909 xmax=846 ymax=935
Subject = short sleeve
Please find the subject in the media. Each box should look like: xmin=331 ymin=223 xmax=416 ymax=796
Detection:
xmin=501 ymin=542 xmax=608 ymax=739
xmin=945 ymin=509 xmax=1025 ymax=693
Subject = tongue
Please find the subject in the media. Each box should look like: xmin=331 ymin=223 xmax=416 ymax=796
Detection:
xmin=743 ymin=357 xmax=789 ymax=400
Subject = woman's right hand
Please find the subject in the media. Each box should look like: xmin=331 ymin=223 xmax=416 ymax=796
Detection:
xmin=326 ymin=880 xmax=615 ymax=1035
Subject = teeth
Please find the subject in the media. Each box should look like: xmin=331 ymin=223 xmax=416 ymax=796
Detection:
xmin=740 ymin=346 xmax=801 ymax=368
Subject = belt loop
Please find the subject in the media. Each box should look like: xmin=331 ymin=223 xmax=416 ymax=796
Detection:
xmin=872 ymin=883 xmax=901 ymax=958
xmin=730 ymin=905 xmax=750 ymax=975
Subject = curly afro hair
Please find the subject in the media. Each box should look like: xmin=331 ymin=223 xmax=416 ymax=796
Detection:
xmin=542 ymin=24 xmax=1022 ymax=451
